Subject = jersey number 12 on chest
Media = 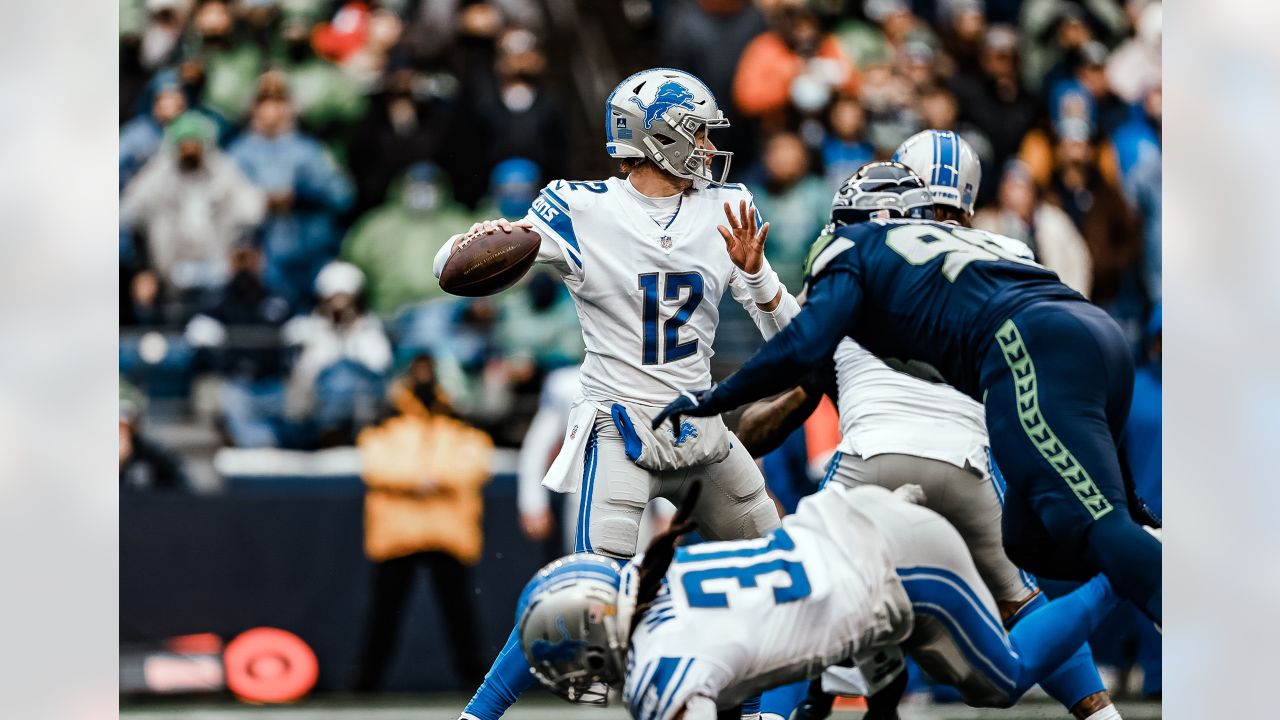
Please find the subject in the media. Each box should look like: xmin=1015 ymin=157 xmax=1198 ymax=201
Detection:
xmin=639 ymin=272 xmax=704 ymax=365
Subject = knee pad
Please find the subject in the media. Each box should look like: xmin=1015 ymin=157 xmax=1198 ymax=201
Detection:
xmin=589 ymin=515 xmax=640 ymax=559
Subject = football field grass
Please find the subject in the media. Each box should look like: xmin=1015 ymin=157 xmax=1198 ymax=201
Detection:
xmin=121 ymin=694 xmax=1162 ymax=719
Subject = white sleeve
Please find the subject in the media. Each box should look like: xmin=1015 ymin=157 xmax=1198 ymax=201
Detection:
xmin=517 ymin=402 xmax=566 ymax=515
xmin=524 ymin=183 xmax=584 ymax=279
xmin=678 ymin=695 xmax=718 ymax=720
xmin=729 ymin=270 xmax=801 ymax=339
xmin=432 ymin=234 xmax=459 ymax=279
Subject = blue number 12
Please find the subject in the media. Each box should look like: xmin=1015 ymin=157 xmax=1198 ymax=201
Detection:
xmin=640 ymin=272 xmax=704 ymax=365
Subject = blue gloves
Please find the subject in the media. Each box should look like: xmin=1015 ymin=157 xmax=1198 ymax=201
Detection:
xmin=651 ymin=388 xmax=720 ymax=431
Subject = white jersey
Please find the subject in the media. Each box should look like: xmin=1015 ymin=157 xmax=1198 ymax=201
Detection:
xmin=832 ymin=339 xmax=989 ymax=472
xmin=622 ymin=485 xmax=913 ymax=720
xmin=521 ymin=177 xmax=796 ymax=406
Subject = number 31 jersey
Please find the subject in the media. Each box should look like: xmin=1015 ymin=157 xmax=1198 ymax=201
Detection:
xmin=805 ymin=219 xmax=1083 ymax=399
xmin=522 ymin=177 xmax=793 ymax=406
xmin=621 ymin=485 xmax=914 ymax=720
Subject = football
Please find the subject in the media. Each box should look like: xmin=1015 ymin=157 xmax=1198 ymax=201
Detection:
xmin=439 ymin=225 xmax=541 ymax=297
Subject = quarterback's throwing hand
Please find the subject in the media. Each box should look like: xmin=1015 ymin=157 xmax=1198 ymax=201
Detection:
xmin=652 ymin=389 xmax=719 ymax=432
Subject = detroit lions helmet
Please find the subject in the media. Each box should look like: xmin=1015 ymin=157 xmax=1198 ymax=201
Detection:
xmin=605 ymin=68 xmax=732 ymax=187
xmin=517 ymin=553 xmax=633 ymax=704
xmin=892 ymin=129 xmax=981 ymax=215
xmin=829 ymin=162 xmax=935 ymax=229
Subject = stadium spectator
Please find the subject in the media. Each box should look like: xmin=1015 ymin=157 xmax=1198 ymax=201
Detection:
xmin=972 ymin=160 xmax=1093 ymax=296
xmin=1019 ymin=0 xmax=1128 ymax=89
xmin=341 ymin=162 xmax=474 ymax=317
xmin=915 ymin=84 xmax=996 ymax=176
xmin=338 ymin=7 xmax=405 ymax=91
xmin=138 ymin=0 xmax=187 ymax=72
xmin=347 ymin=63 xmax=459 ymax=217
xmin=1046 ymin=40 xmax=1128 ymax=138
xmin=120 ymin=383 xmax=186 ymax=491
xmin=732 ymin=1 xmax=858 ymax=130
xmin=353 ymin=353 xmax=491 ymax=691
xmin=276 ymin=12 xmax=369 ymax=149
xmin=282 ymin=261 xmax=391 ymax=446
xmin=1044 ymin=122 xmax=1146 ymax=339
xmin=471 ymin=157 xmax=540 ymax=221
xmin=820 ymin=94 xmax=875 ymax=189
xmin=659 ymin=0 xmax=767 ymax=167
xmin=936 ymin=0 xmax=988 ymax=78
xmin=185 ymin=0 xmax=266 ymax=121
xmin=1110 ymin=80 xmax=1160 ymax=177
xmin=454 ymin=27 xmax=566 ymax=208
xmin=747 ymin=132 xmax=831 ymax=292
xmin=229 ymin=74 xmax=355 ymax=308
xmin=866 ymin=0 xmax=940 ymax=62
xmin=184 ymin=243 xmax=294 ymax=448
xmin=1106 ymin=0 xmax=1160 ymax=105
xmin=120 ymin=70 xmax=190 ymax=191
xmin=120 ymin=111 xmax=267 ymax=304
xmin=495 ymin=269 xmax=585 ymax=379
xmin=950 ymin=25 xmax=1040 ymax=200
xmin=1113 ymin=88 xmax=1160 ymax=300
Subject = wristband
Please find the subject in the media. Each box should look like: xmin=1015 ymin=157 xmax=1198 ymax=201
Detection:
xmin=739 ymin=257 xmax=781 ymax=305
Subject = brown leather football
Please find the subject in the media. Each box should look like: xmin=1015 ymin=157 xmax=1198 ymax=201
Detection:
xmin=439 ymin=226 xmax=541 ymax=297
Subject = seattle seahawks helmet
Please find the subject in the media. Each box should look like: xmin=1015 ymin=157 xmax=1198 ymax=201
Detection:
xmin=829 ymin=162 xmax=935 ymax=229
xmin=517 ymin=553 xmax=633 ymax=704
xmin=605 ymin=68 xmax=732 ymax=187
xmin=892 ymin=129 xmax=981 ymax=215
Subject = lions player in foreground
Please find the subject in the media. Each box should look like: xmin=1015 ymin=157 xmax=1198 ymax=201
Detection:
xmin=741 ymin=135 xmax=1118 ymax=720
xmin=654 ymin=162 xmax=1161 ymax=629
xmin=433 ymin=68 xmax=801 ymax=720
xmin=516 ymin=482 xmax=1123 ymax=720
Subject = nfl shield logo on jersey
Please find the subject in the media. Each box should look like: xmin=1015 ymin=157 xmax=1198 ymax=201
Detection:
xmin=660 ymin=235 xmax=673 ymax=250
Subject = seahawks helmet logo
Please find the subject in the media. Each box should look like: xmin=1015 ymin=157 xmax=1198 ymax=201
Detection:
xmin=630 ymin=81 xmax=696 ymax=130
xmin=529 ymin=616 xmax=586 ymax=663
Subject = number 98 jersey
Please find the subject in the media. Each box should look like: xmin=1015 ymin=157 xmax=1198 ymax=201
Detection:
xmin=522 ymin=177 xmax=788 ymax=406
xmin=805 ymin=219 xmax=1083 ymax=399
xmin=622 ymin=486 xmax=913 ymax=720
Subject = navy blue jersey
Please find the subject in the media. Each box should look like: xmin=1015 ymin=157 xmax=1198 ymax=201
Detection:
xmin=708 ymin=219 xmax=1083 ymax=408
xmin=801 ymin=219 xmax=1082 ymax=398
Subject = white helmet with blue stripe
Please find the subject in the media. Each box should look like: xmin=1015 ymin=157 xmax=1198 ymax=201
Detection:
xmin=605 ymin=68 xmax=733 ymax=187
xmin=517 ymin=553 xmax=636 ymax=704
xmin=893 ymin=129 xmax=981 ymax=216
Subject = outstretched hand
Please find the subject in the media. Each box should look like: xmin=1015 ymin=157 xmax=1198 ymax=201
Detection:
xmin=651 ymin=388 xmax=720 ymax=432
xmin=718 ymin=200 xmax=770 ymax=274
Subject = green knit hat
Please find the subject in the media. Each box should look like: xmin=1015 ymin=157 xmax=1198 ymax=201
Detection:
xmin=166 ymin=111 xmax=217 ymax=146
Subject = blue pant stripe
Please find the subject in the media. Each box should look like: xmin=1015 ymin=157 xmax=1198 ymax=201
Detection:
xmin=899 ymin=566 xmax=1010 ymax=641
xmin=820 ymin=451 xmax=843 ymax=490
xmin=576 ymin=429 xmax=598 ymax=552
xmin=900 ymin=571 xmax=1020 ymax=693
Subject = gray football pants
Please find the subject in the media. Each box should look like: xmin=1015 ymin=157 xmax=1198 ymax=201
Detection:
xmin=827 ymin=452 xmax=1035 ymax=606
xmin=575 ymin=412 xmax=781 ymax=558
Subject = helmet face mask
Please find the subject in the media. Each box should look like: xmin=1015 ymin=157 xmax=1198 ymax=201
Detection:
xmin=518 ymin=554 xmax=631 ymax=705
xmin=829 ymin=161 xmax=936 ymax=229
xmin=606 ymin=69 xmax=733 ymax=187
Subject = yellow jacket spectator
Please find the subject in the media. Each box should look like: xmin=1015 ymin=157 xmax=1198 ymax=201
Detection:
xmin=353 ymin=355 xmax=492 ymax=690
xmin=358 ymin=366 xmax=494 ymax=563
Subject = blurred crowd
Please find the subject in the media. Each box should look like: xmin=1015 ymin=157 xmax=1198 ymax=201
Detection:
xmin=118 ymin=0 xmax=1161 ymax=466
